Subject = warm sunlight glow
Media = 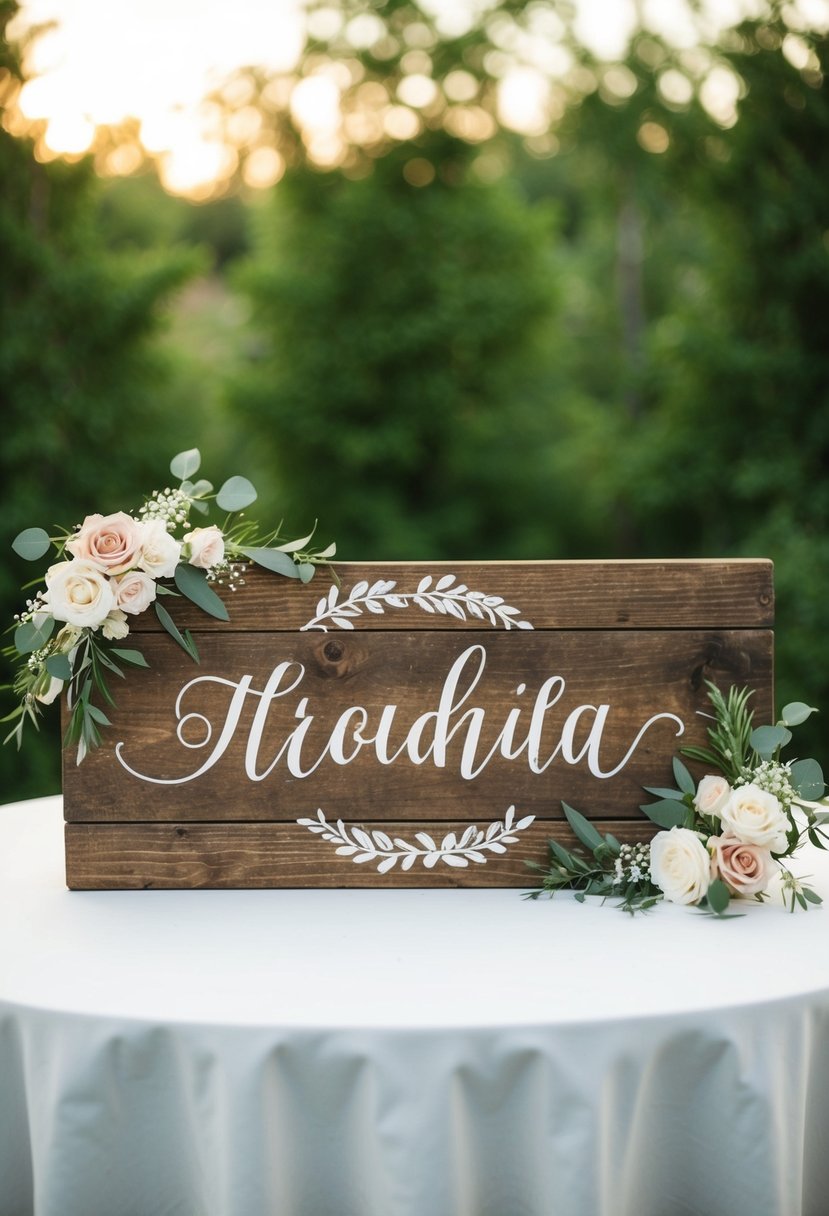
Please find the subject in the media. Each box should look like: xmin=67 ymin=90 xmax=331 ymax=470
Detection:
xmin=7 ymin=0 xmax=829 ymax=193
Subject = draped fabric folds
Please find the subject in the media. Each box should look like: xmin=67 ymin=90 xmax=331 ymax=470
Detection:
xmin=2 ymin=799 xmax=829 ymax=1216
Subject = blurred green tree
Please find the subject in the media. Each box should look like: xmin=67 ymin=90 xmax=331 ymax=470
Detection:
xmin=0 ymin=0 xmax=198 ymax=798
xmin=233 ymin=139 xmax=566 ymax=559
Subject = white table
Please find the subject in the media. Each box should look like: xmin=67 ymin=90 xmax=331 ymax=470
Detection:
xmin=2 ymin=796 xmax=829 ymax=1216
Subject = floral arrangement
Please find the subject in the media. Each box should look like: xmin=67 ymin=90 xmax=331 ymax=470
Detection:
xmin=3 ymin=448 xmax=334 ymax=763
xmin=528 ymin=683 xmax=828 ymax=916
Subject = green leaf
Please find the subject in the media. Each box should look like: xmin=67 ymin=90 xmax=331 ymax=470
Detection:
xmin=706 ymin=878 xmax=731 ymax=915
xmin=750 ymin=724 xmax=792 ymax=757
xmin=276 ymin=528 xmax=317 ymax=554
xmin=216 ymin=476 xmax=257 ymax=512
xmin=643 ymin=786 xmax=684 ymax=799
xmin=640 ymin=799 xmax=689 ymax=829
xmin=789 ymin=758 xmax=825 ymax=801
xmin=562 ymin=802 xmax=606 ymax=853
xmin=155 ymin=601 xmax=200 ymax=662
xmin=171 ymin=448 xmax=201 ymax=480
xmin=110 ymin=648 xmax=150 ymax=668
xmin=182 ymin=478 xmax=213 ymax=498
xmin=297 ymin=562 xmax=316 ymax=583
xmin=174 ymin=563 xmax=229 ymax=621
xmin=45 ymin=653 xmax=72 ymax=680
xmin=12 ymin=527 xmax=52 ymax=561
xmin=86 ymin=704 xmax=112 ymax=727
xmin=547 ymin=839 xmax=581 ymax=871
xmin=672 ymin=756 xmax=695 ymax=795
xmin=14 ymin=616 xmax=55 ymax=654
xmin=239 ymin=546 xmax=300 ymax=578
xmin=780 ymin=702 xmax=818 ymax=727
xmin=190 ymin=499 xmax=210 ymax=516
xmin=802 ymin=887 xmax=823 ymax=906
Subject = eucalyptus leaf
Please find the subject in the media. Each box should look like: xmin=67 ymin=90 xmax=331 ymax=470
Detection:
xmin=789 ymin=758 xmax=825 ymax=801
xmin=562 ymin=802 xmax=606 ymax=853
xmin=155 ymin=602 xmax=200 ymax=662
xmin=672 ymin=756 xmax=696 ymax=795
xmin=45 ymin=653 xmax=72 ymax=680
xmin=174 ymin=563 xmax=229 ymax=621
xmin=643 ymin=786 xmax=684 ymax=800
xmin=14 ymin=616 xmax=54 ymax=654
xmin=110 ymin=648 xmax=150 ymax=668
xmin=297 ymin=562 xmax=315 ymax=583
xmin=706 ymin=878 xmax=731 ymax=915
xmin=750 ymin=724 xmax=792 ymax=757
xmin=171 ymin=448 xmax=201 ymax=480
xmin=12 ymin=527 xmax=51 ymax=561
xmin=216 ymin=475 xmax=257 ymax=512
xmin=239 ymin=547 xmax=300 ymax=578
xmin=276 ymin=529 xmax=317 ymax=554
xmin=640 ymin=799 xmax=689 ymax=830
xmin=780 ymin=701 xmax=818 ymax=727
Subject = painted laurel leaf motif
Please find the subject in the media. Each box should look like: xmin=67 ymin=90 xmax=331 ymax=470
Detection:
xmin=296 ymin=807 xmax=536 ymax=872
xmin=301 ymin=574 xmax=534 ymax=632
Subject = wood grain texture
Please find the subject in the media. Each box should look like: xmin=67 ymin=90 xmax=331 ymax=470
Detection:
xmin=62 ymin=629 xmax=773 ymax=823
xmin=62 ymin=559 xmax=775 ymax=889
xmin=126 ymin=560 xmax=774 ymax=633
xmin=65 ymin=818 xmax=661 ymax=890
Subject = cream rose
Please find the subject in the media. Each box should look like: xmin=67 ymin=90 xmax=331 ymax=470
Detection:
xmin=45 ymin=560 xmax=116 ymax=629
xmin=720 ymin=783 xmax=789 ymax=853
xmin=101 ymin=609 xmax=130 ymax=640
xmin=36 ymin=675 xmax=64 ymax=705
xmin=650 ymin=827 xmax=711 ymax=905
xmin=66 ymin=511 xmax=144 ymax=574
xmin=710 ymin=834 xmax=775 ymax=897
xmin=184 ymin=525 xmax=225 ymax=570
xmin=114 ymin=570 xmax=157 ymax=616
xmin=137 ymin=519 xmax=181 ymax=579
xmin=694 ymin=774 xmax=731 ymax=819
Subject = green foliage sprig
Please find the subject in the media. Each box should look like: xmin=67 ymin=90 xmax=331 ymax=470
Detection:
xmin=528 ymin=681 xmax=828 ymax=917
xmin=2 ymin=448 xmax=334 ymax=763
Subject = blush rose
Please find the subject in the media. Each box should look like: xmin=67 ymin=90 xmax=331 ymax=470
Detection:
xmin=66 ymin=512 xmax=144 ymax=574
xmin=694 ymin=774 xmax=731 ymax=819
xmin=184 ymin=525 xmax=225 ymax=570
xmin=114 ymin=570 xmax=157 ymax=616
xmin=710 ymin=834 xmax=775 ymax=897
xmin=650 ymin=827 xmax=711 ymax=905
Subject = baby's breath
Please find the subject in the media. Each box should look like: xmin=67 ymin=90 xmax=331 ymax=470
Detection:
xmin=737 ymin=759 xmax=795 ymax=810
xmin=139 ymin=488 xmax=190 ymax=528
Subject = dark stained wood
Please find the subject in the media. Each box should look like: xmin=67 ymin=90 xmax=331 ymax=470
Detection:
xmin=62 ymin=629 xmax=773 ymax=823
xmin=126 ymin=560 xmax=774 ymax=634
xmin=65 ymin=817 xmax=662 ymax=890
xmin=61 ymin=560 xmax=776 ymax=890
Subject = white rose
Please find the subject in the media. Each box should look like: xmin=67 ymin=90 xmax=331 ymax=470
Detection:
xmin=694 ymin=774 xmax=732 ymax=819
xmin=114 ymin=570 xmax=157 ymax=616
xmin=137 ymin=519 xmax=181 ymax=579
xmin=720 ymin=783 xmax=789 ymax=853
xmin=184 ymin=525 xmax=225 ymax=570
xmin=36 ymin=675 xmax=64 ymax=705
xmin=101 ymin=609 xmax=130 ymax=640
xmin=650 ymin=827 xmax=711 ymax=905
xmin=44 ymin=560 xmax=116 ymax=629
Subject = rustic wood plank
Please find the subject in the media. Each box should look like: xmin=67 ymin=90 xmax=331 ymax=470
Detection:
xmin=63 ymin=628 xmax=773 ymax=823
xmin=65 ymin=818 xmax=662 ymax=890
xmin=125 ymin=560 xmax=774 ymax=633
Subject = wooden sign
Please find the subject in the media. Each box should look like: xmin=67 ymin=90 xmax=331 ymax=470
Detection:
xmin=63 ymin=560 xmax=774 ymax=889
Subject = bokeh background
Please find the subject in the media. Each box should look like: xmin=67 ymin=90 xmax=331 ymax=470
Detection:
xmin=2 ymin=0 xmax=827 ymax=801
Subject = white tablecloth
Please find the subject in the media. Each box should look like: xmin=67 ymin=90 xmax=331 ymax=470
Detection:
xmin=2 ymin=797 xmax=829 ymax=1216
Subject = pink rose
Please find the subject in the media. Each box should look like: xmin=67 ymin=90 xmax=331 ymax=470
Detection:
xmin=66 ymin=512 xmax=144 ymax=574
xmin=694 ymin=774 xmax=731 ymax=819
xmin=114 ymin=570 xmax=157 ymax=616
xmin=710 ymin=834 xmax=775 ymax=897
xmin=184 ymin=525 xmax=225 ymax=570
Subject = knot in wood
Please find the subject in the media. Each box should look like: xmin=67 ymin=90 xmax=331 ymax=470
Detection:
xmin=323 ymin=641 xmax=345 ymax=662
